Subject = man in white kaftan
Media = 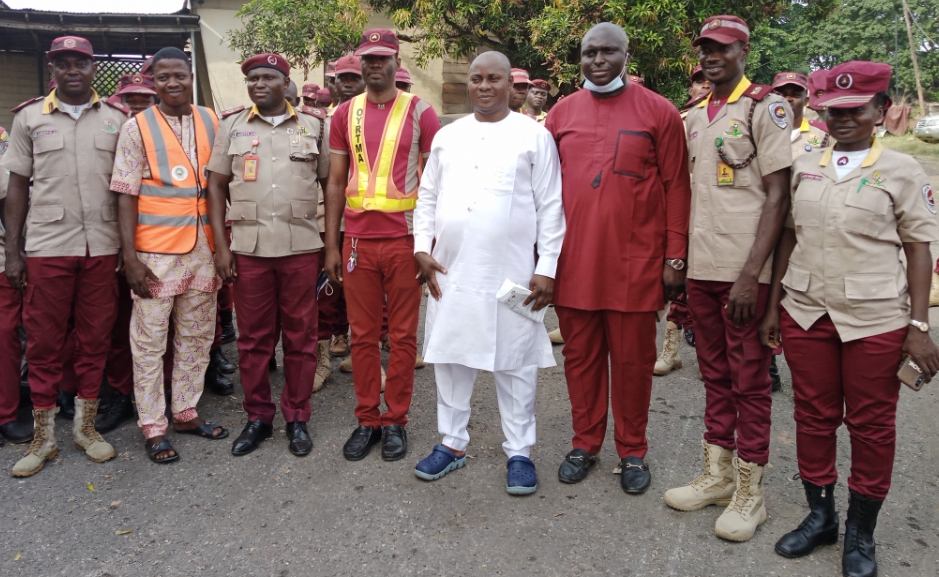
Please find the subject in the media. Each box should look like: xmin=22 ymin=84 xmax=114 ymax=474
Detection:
xmin=412 ymin=51 xmax=565 ymax=495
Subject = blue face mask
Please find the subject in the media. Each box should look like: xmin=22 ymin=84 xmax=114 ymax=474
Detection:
xmin=583 ymin=65 xmax=627 ymax=94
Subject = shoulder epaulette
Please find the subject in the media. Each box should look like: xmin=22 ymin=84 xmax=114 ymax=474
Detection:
xmin=220 ymin=105 xmax=246 ymax=119
xmin=743 ymin=84 xmax=773 ymax=101
xmin=104 ymin=99 xmax=131 ymax=115
xmin=809 ymin=119 xmax=829 ymax=133
xmin=682 ymin=92 xmax=709 ymax=111
xmin=299 ymin=105 xmax=325 ymax=119
xmin=11 ymin=96 xmax=44 ymax=113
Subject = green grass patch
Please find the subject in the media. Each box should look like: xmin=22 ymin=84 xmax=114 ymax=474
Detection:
xmin=881 ymin=134 xmax=939 ymax=160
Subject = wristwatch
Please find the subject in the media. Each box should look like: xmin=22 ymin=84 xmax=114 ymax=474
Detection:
xmin=909 ymin=319 xmax=930 ymax=332
xmin=665 ymin=259 xmax=685 ymax=271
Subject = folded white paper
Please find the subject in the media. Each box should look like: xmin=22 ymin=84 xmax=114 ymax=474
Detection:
xmin=496 ymin=279 xmax=547 ymax=323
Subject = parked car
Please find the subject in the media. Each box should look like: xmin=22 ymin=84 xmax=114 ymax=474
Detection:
xmin=915 ymin=115 xmax=939 ymax=143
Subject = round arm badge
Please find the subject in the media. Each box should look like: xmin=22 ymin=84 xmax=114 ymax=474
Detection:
xmin=768 ymin=102 xmax=789 ymax=129
xmin=923 ymin=184 xmax=936 ymax=215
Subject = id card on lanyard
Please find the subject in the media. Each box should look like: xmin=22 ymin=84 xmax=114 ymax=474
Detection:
xmin=244 ymin=139 xmax=259 ymax=181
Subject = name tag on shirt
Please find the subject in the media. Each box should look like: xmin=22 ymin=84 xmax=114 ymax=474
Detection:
xmin=717 ymin=161 xmax=734 ymax=186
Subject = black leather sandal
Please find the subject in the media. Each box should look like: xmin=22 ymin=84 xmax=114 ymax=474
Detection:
xmin=147 ymin=439 xmax=180 ymax=464
xmin=174 ymin=422 xmax=229 ymax=440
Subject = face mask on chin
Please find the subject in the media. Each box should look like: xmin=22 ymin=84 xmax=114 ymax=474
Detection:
xmin=583 ymin=65 xmax=627 ymax=94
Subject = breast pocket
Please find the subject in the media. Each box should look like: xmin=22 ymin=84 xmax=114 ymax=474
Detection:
xmin=33 ymin=135 xmax=67 ymax=178
xmin=94 ymin=133 xmax=118 ymax=175
xmin=229 ymin=200 xmax=258 ymax=254
xmin=719 ymin=138 xmax=753 ymax=188
xmin=841 ymin=187 xmax=891 ymax=237
xmin=792 ymin=180 xmax=827 ymax=228
xmin=613 ymin=130 xmax=652 ymax=179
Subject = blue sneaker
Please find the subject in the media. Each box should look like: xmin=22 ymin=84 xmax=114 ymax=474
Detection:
xmin=414 ymin=445 xmax=466 ymax=481
xmin=506 ymin=455 xmax=538 ymax=495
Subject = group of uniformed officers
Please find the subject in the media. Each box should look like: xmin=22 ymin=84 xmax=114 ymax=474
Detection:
xmin=0 ymin=15 xmax=936 ymax=577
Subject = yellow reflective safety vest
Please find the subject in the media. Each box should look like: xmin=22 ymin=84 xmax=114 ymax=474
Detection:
xmin=344 ymin=91 xmax=418 ymax=212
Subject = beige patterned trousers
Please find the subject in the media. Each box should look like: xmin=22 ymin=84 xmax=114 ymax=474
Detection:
xmin=130 ymin=289 xmax=217 ymax=438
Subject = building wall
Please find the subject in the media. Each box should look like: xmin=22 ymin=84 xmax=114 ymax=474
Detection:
xmin=0 ymin=52 xmax=41 ymax=130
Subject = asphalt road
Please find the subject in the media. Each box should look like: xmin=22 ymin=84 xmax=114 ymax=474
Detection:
xmin=1 ymin=158 xmax=937 ymax=577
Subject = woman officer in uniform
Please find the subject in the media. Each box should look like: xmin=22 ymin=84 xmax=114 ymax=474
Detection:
xmin=760 ymin=61 xmax=939 ymax=577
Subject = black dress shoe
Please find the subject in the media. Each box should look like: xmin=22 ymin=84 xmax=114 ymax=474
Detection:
xmin=381 ymin=424 xmax=408 ymax=461
xmin=342 ymin=425 xmax=381 ymax=461
xmin=95 ymin=392 xmax=135 ymax=433
xmin=211 ymin=348 xmax=236 ymax=375
xmin=0 ymin=419 xmax=33 ymax=444
xmin=286 ymin=421 xmax=313 ymax=456
xmin=205 ymin=357 xmax=234 ymax=396
xmin=558 ymin=448 xmax=597 ymax=484
xmin=231 ymin=420 xmax=274 ymax=456
xmin=220 ymin=310 xmax=237 ymax=344
xmin=620 ymin=456 xmax=651 ymax=494
xmin=56 ymin=389 xmax=76 ymax=419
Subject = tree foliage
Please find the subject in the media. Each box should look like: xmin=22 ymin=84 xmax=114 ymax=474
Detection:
xmin=226 ymin=0 xmax=368 ymax=78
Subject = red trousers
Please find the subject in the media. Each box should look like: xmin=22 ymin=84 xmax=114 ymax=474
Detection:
xmin=781 ymin=310 xmax=905 ymax=500
xmin=687 ymin=279 xmax=772 ymax=465
xmin=666 ymin=294 xmax=693 ymax=328
xmin=23 ymin=255 xmax=118 ymax=408
xmin=556 ymin=306 xmax=657 ymax=458
xmin=0 ymin=274 xmax=22 ymax=425
xmin=233 ymin=252 xmax=320 ymax=423
xmin=107 ymin=275 xmax=134 ymax=396
xmin=343 ymin=236 xmax=421 ymax=426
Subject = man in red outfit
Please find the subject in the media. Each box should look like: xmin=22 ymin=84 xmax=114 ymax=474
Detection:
xmin=546 ymin=22 xmax=690 ymax=494
xmin=324 ymin=29 xmax=440 ymax=462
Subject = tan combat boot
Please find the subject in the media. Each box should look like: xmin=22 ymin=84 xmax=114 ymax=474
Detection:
xmin=930 ymin=272 xmax=939 ymax=307
xmin=548 ymin=327 xmax=564 ymax=345
xmin=339 ymin=355 xmax=353 ymax=374
xmin=73 ymin=398 xmax=115 ymax=463
xmin=664 ymin=440 xmax=736 ymax=511
xmin=12 ymin=408 xmax=58 ymax=477
xmin=653 ymin=321 xmax=683 ymax=376
xmin=314 ymin=339 xmax=331 ymax=392
xmin=330 ymin=333 xmax=350 ymax=357
xmin=714 ymin=457 xmax=768 ymax=542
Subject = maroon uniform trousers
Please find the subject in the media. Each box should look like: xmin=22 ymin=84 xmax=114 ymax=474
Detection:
xmin=233 ymin=252 xmax=320 ymax=424
xmin=781 ymin=310 xmax=905 ymax=500
xmin=666 ymin=295 xmax=693 ymax=329
xmin=0 ymin=274 xmax=22 ymax=425
xmin=556 ymin=307 xmax=657 ymax=458
xmin=23 ymin=255 xmax=118 ymax=408
xmin=342 ymin=236 xmax=421 ymax=427
xmin=687 ymin=279 xmax=772 ymax=465
xmin=106 ymin=275 xmax=134 ymax=396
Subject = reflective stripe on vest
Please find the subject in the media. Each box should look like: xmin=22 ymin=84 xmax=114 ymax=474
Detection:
xmin=344 ymin=91 xmax=418 ymax=212
xmin=136 ymin=105 xmax=217 ymax=254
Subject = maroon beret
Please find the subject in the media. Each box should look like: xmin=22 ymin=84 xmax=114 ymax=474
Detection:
xmin=241 ymin=53 xmax=290 ymax=77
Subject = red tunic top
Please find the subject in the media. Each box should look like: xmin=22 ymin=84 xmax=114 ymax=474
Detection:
xmin=546 ymin=83 xmax=690 ymax=312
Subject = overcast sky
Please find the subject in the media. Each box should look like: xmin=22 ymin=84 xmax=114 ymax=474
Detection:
xmin=4 ymin=0 xmax=186 ymax=13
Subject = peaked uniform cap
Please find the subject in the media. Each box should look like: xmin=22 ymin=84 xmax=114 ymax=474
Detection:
xmin=692 ymin=15 xmax=749 ymax=47
xmin=354 ymin=29 xmax=399 ymax=56
xmin=47 ymin=36 xmax=94 ymax=60
xmin=815 ymin=61 xmax=891 ymax=109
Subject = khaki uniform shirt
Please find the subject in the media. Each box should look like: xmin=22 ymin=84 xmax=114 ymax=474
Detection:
xmin=207 ymin=102 xmax=329 ymax=257
xmin=782 ymin=139 xmax=939 ymax=342
xmin=686 ymin=77 xmax=793 ymax=283
xmin=791 ymin=118 xmax=830 ymax=160
xmin=1 ymin=91 xmax=127 ymax=258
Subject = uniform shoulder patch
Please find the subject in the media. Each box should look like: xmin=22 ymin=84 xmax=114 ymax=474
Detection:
xmin=923 ymin=184 xmax=936 ymax=215
xmin=220 ymin=105 xmax=246 ymax=119
xmin=299 ymin=105 xmax=325 ymax=119
xmin=105 ymin=99 xmax=131 ymax=115
xmin=768 ymin=101 xmax=789 ymax=129
xmin=682 ymin=92 xmax=709 ymax=111
xmin=11 ymin=96 xmax=44 ymax=113
xmin=743 ymin=83 xmax=773 ymax=101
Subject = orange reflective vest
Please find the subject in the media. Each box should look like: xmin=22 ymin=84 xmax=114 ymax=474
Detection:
xmin=344 ymin=91 xmax=419 ymax=212
xmin=136 ymin=105 xmax=217 ymax=254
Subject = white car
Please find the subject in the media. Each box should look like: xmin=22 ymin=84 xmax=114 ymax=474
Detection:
xmin=914 ymin=115 xmax=939 ymax=143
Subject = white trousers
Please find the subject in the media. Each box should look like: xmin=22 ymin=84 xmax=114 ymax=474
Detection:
xmin=435 ymin=363 xmax=538 ymax=458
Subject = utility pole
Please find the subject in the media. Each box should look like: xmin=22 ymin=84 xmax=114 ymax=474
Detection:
xmin=901 ymin=0 xmax=926 ymax=118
